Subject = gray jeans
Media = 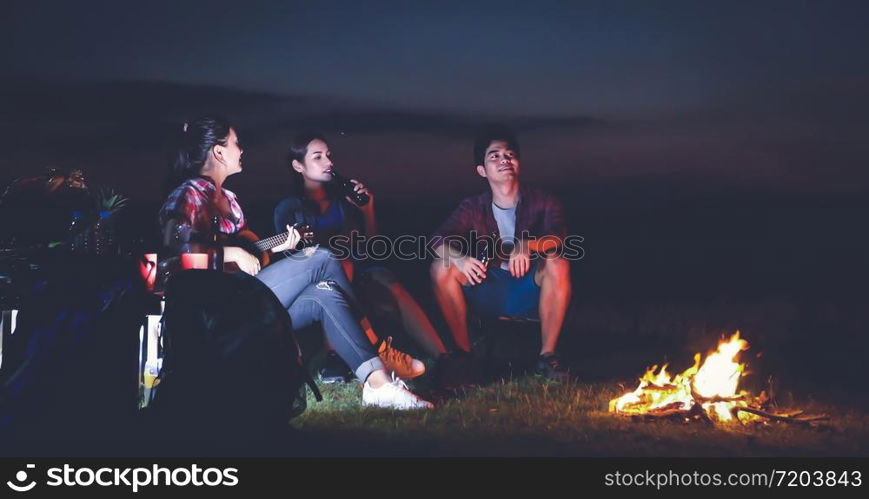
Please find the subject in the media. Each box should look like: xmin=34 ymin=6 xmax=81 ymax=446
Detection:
xmin=256 ymin=247 xmax=383 ymax=382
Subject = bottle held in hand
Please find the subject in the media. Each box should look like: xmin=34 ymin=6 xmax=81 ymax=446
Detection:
xmin=477 ymin=240 xmax=490 ymax=268
xmin=330 ymin=169 xmax=369 ymax=206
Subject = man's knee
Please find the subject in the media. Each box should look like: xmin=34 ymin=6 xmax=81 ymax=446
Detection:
xmin=430 ymin=259 xmax=454 ymax=283
xmin=539 ymin=256 xmax=571 ymax=283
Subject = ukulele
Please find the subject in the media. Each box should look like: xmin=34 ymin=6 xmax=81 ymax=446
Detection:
xmin=218 ymin=223 xmax=316 ymax=272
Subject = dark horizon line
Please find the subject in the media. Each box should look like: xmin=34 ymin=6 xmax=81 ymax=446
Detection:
xmin=2 ymin=76 xmax=608 ymax=131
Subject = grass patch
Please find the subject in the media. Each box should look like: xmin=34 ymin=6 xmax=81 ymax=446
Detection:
xmin=293 ymin=377 xmax=869 ymax=457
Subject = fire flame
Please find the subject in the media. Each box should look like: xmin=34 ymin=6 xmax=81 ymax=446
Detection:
xmin=609 ymin=331 xmax=753 ymax=422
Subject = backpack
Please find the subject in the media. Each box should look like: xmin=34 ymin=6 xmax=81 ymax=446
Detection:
xmin=146 ymin=270 xmax=319 ymax=447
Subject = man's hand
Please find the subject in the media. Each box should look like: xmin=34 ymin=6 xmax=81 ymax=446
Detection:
xmin=271 ymin=225 xmax=301 ymax=253
xmin=224 ymin=246 xmax=260 ymax=275
xmin=509 ymin=239 xmax=531 ymax=278
xmin=455 ymin=255 xmax=488 ymax=285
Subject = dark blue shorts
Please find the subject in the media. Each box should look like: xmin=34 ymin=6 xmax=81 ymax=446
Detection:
xmin=462 ymin=261 xmax=540 ymax=319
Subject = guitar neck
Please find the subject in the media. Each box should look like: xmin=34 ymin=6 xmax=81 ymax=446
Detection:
xmin=253 ymin=231 xmax=289 ymax=252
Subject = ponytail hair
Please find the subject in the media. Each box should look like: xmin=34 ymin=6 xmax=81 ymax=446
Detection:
xmin=166 ymin=115 xmax=232 ymax=191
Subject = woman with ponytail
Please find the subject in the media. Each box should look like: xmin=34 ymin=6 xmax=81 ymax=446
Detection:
xmin=158 ymin=116 xmax=432 ymax=410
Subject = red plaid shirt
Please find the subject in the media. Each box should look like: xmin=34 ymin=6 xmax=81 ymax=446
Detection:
xmin=431 ymin=185 xmax=566 ymax=266
xmin=159 ymin=176 xmax=245 ymax=254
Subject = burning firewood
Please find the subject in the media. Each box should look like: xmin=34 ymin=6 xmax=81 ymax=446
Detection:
xmin=609 ymin=331 xmax=823 ymax=426
xmin=731 ymin=407 xmax=829 ymax=426
xmin=644 ymin=384 xmax=680 ymax=392
xmin=773 ymin=409 xmax=805 ymax=418
xmin=690 ymin=389 xmax=747 ymax=404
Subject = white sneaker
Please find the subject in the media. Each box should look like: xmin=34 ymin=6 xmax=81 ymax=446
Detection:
xmin=362 ymin=375 xmax=434 ymax=410
xmin=377 ymin=336 xmax=425 ymax=379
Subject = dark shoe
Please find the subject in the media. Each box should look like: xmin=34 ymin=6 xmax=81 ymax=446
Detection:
xmin=535 ymin=353 xmax=571 ymax=382
xmin=319 ymin=351 xmax=353 ymax=383
xmin=434 ymin=350 xmax=484 ymax=391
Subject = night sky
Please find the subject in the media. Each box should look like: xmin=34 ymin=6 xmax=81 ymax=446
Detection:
xmin=4 ymin=0 xmax=869 ymax=201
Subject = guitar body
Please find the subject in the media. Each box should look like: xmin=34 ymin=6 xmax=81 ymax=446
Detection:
xmin=218 ymin=229 xmax=270 ymax=273
xmin=216 ymin=224 xmax=315 ymax=273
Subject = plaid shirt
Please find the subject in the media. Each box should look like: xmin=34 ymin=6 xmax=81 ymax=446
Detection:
xmin=158 ymin=176 xmax=245 ymax=255
xmin=431 ymin=185 xmax=566 ymax=265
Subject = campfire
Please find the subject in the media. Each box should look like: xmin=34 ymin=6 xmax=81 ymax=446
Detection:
xmin=609 ymin=332 xmax=828 ymax=426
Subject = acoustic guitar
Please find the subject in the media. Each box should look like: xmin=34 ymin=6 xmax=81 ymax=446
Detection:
xmin=219 ymin=223 xmax=316 ymax=272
